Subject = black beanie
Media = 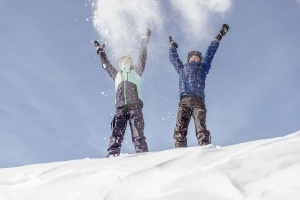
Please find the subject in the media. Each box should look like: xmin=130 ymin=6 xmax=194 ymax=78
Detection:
xmin=187 ymin=51 xmax=203 ymax=62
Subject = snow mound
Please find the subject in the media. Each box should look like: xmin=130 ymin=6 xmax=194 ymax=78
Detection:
xmin=1 ymin=131 xmax=300 ymax=200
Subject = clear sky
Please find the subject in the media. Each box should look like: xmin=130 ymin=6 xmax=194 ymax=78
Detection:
xmin=1 ymin=0 xmax=300 ymax=168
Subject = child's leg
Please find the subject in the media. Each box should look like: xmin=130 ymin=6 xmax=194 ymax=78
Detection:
xmin=129 ymin=108 xmax=148 ymax=153
xmin=107 ymin=108 xmax=128 ymax=157
xmin=174 ymin=105 xmax=192 ymax=148
xmin=192 ymin=101 xmax=211 ymax=146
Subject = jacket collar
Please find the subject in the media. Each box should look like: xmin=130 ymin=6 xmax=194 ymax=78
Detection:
xmin=120 ymin=64 xmax=131 ymax=73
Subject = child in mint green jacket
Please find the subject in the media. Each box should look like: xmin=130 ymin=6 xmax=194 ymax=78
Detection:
xmin=94 ymin=29 xmax=151 ymax=157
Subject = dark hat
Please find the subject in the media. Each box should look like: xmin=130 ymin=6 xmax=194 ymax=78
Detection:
xmin=187 ymin=51 xmax=203 ymax=62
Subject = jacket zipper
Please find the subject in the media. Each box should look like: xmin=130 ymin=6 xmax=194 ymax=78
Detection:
xmin=122 ymin=71 xmax=127 ymax=105
xmin=123 ymin=71 xmax=130 ymax=105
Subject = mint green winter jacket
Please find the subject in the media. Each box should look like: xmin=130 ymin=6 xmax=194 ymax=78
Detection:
xmin=98 ymin=36 xmax=149 ymax=108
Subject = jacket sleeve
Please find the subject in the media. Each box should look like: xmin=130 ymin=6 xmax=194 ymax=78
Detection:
xmin=134 ymin=36 xmax=150 ymax=77
xmin=169 ymin=46 xmax=184 ymax=74
xmin=201 ymin=39 xmax=220 ymax=74
xmin=99 ymin=51 xmax=118 ymax=80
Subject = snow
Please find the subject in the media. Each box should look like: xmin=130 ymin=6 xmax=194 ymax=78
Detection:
xmin=92 ymin=0 xmax=232 ymax=56
xmin=1 ymin=131 xmax=300 ymax=200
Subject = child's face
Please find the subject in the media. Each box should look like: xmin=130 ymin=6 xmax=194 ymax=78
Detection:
xmin=121 ymin=57 xmax=132 ymax=67
xmin=189 ymin=55 xmax=200 ymax=63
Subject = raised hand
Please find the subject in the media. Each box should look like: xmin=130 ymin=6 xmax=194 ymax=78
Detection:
xmin=216 ymin=24 xmax=230 ymax=41
xmin=94 ymin=41 xmax=105 ymax=54
xmin=145 ymin=28 xmax=151 ymax=37
xmin=169 ymin=36 xmax=178 ymax=48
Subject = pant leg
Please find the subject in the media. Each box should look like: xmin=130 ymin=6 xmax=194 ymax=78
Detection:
xmin=128 ymin=108 xmax=148 ymax=153
xmin=192 ymin=101 xmax=211 ymax=146
xmin=107 ymin=108 xmax=128 ymax=157
xmin=174 ymin=105 xmax=192 ymax=148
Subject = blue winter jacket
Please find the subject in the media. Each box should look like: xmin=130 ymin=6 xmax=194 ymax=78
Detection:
xmin=169 ymin=39 xmax=220 ymax=100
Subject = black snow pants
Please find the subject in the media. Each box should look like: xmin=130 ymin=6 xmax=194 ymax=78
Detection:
xmin=107 ymin=104 xmax=148 ymax=157
xmin=174 ymin=95 xmax=211 ymax=148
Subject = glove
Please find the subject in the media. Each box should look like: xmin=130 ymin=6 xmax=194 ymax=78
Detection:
xmin=94 ymin=41 xmax=105 ymax=54
xmin=145 ymin=28 xmax=151 ymax=37
xmin=169 ymin=36 xmax=178 ymax=48
xmin=215 ymin=24 xmax=230 ymax=41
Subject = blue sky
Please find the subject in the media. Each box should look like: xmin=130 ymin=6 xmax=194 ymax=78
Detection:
xmin=1 ymin=0 xmax=300 ymax=168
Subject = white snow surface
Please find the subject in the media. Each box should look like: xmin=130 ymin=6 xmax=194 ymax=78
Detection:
xmin=1 ymin=131 xmax=300 ymax=200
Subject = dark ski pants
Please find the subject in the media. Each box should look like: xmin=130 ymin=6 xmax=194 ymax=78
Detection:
xmin=174 ymin=96 xmax=211 ymax=148
xmin=107 ymin=106 xmax=148 ymax=157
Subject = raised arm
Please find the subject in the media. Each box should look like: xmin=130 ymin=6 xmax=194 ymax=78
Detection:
xmin=134 ymin=28 xmax=151 ymax=77
xmin=169 ymin=36 xmax=184 ymax=74
xmin=94 ymin=41 xmax=118 ymax=80
xmin=201 ymin=24 xmax=230 ymax=74
xmin=201 ymin=40 xmax=220 ymax=74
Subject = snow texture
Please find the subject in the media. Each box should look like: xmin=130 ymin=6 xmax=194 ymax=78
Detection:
xmin=1 ymin=131 xmax=300 ymax=200
xmin=92 ymin=0 xmax=231 ymax=57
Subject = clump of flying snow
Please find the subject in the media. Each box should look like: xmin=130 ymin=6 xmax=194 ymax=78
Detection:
xmin=1 ymin=131 xmax=300 ymax=200
xmin=92 ymin=0 xmax=232 ymax=58
xmin=92 ymin=0 xmax=164 ymax=57
xmin=170 ymin=0 xmax=232 ymax=42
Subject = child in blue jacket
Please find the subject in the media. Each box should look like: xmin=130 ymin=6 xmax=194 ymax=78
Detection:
xmin=169 ymin=24 xmax=229 ymax=148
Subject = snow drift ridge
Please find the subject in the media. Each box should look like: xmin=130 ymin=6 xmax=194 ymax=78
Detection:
xmin=1 ymin=131 xmax=300 ymax=200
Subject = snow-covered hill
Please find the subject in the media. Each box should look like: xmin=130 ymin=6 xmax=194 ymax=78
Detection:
xmin=1 ymin=131 xmax=300 ymax=200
